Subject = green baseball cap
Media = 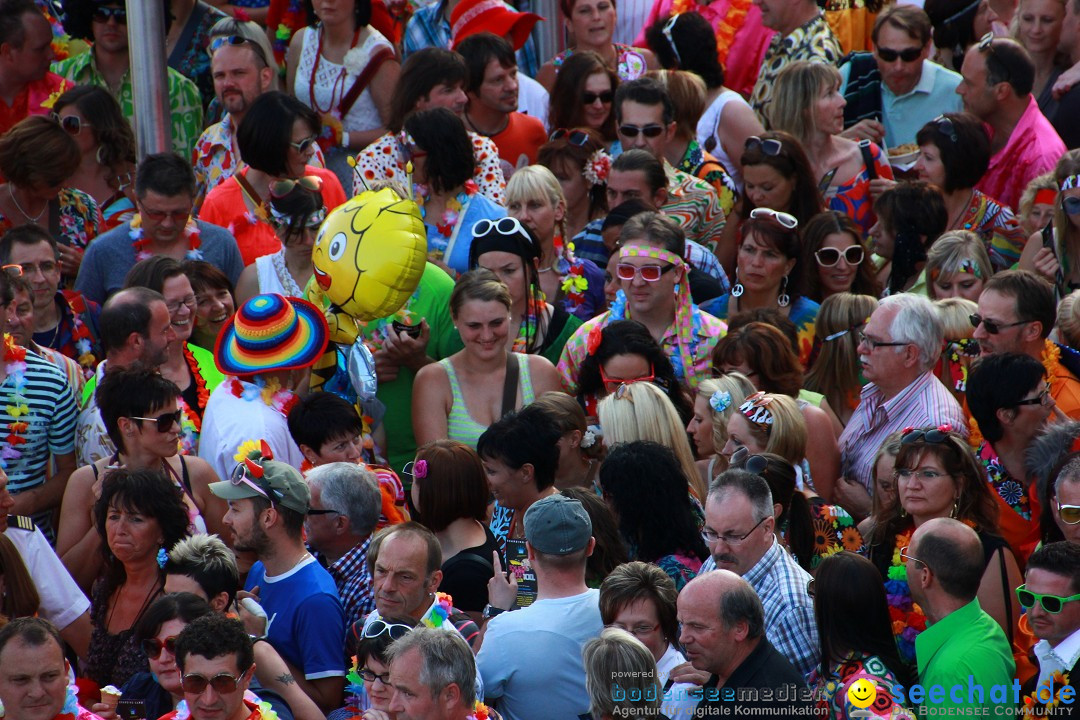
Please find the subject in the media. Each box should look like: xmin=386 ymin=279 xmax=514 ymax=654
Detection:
xmin=209 ymin=445 xmax=310 ymax=514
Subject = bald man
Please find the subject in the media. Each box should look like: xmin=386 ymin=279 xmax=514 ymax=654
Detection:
xmin=678 ymin=570 xmax=810 ymax=715
xmin=906 ymin=518 xmax=1015 ymax=714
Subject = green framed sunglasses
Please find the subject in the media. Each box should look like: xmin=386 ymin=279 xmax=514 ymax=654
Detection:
xmin=1016 ymin=584 xmax=1080 ymax=614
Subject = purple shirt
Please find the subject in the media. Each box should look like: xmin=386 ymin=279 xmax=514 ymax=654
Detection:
xmin=838 ymin=371 xmax=967 ymax=491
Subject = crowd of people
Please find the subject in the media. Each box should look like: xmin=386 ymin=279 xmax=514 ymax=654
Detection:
xmin=4 ymin=0 xmax=1080 ymax=719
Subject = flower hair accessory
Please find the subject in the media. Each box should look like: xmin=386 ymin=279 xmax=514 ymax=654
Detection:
xmin=584 ymin=148 xmax=612 ymax=187
xmin=587 ymin=323 xmax=603 ymax=356
xmin=709 ymin=390 xmax=732 ymax=413
xmin=581 ymin=429 xmax=597 ymax=448
xmin=414 ymin=459 xmax=428 ymax=479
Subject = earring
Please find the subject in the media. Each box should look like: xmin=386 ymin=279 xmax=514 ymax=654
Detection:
xmin=777 ymin=275 xmax=790 ymax=308
xmin=96 ymin=145 xmax=107 ymax=166
xmin=731 ymin=270 xmax=744 ymax=298
xmin=951 ymin=498 xmax=959 ymax=518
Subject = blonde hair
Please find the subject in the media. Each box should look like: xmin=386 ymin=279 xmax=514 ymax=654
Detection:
xmin=583 ymin=628 xmax=662 ymax=719
xmin=760 ymin=393 xmax=807 ymax=466
xmin=1058 ymin=291 xmax=1080 ymax=348
xmin=934 ymin=297 xmax=978 ymax=340
xmin=769 ymin=61 xmax=843 ymax=146
xmin=597 ymin=381 xmax=705 ymax=500
xmin=449 ymin=268 xmax=512 ymax=317
xmin=696 ymin=374 xmax=755 ymax=467
xmin=505 ymin=165 xmax=568 ymax=242
xmin=1052 ymin=150 xmax=1080 ymax=279
xmin=1018 ymin=172 xmax=1058 ymax=220
xmin=804 ymin=293 xmax=879 ymax=415
xmin=925 ymin=231 xmax=993 ymax=300
xmin=645 ymin=69 xmax=706 ymax=141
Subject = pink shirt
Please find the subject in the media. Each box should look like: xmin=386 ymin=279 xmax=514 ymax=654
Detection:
xmin=838 ymin=371 xmax=967 ymax=491
xmin=635 ymin=0 xmax=774 ymax=97
xmin=976 ymin=96 xmax=1065 ymax=212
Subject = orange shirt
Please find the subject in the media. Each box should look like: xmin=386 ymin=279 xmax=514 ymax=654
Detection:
xmin=1053 ymin=366 xmax=1080 ymax=420
xmin=489 ymin=112 xmax=547 ymax=178
xmin=199 ymin=165 xmax=347 ymax=266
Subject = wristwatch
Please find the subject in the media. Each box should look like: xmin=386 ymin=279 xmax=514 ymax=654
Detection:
xmin=483 ymin=604 xmax=507 ymax=619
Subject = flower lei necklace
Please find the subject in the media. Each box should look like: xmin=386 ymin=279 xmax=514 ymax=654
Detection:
xmin=553 ymin=235 xmax=591 ymax=316
xmin=67 ymin=293 xmax=97 ymax=378
xmin=669 ymin=0 xmax=753 ymax=67
xmin=174 ymin=697 xmax=277 ymax=720
xmin=512 ymin=295 xmax=544 ymax=353
xmin=176 ymin=345 xmax=210 ymax=455
xmin=0 ymin=336 xmax=28 ymax=472
xmin=418 ymin=181 xmax=478 ymax=259
xmin=228 ymin=375 xmax=300 ymax=418
xmin=885 ymin=523 xmax=925 ymax=666
xmin=129 ymin=214 xmax=203 ymax=262
xmin=969 ymin=340 xmax=1060 ymax=447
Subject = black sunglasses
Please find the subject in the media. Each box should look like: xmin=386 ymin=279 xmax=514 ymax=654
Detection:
xmin=1012 ymin=382 xmax=1051 ymax=407
xmin=582 ymin=91 xmax=614 ymax=105
xmin=744 ymin=454 xmax=769 ymax=475
xmin=876 ymin=46 xmax=922 ymax=62
xmin=618 ymin=123 xmax=665 ymax=138
xmin=932 ymin=115 xmax=958 ymax=143
xmin=969 ymin=313 xmax=1028 ymax=335
xmin=128 ymin=410 xmax=182 ymax=433
xmin=978 ymin=32 xmax=1012 ymax=84
xmin=901 ymin=428 xmax=950 ymax=445
xmin=1065 ymin=196 xmax=1080 ymax=216
xmin=744 ymin=136 xmax=783 ymax=156
xmin=92 ymin=5 xmax=127 ymax=23
xmin=549 ymin=128 xmax=590 ymax=146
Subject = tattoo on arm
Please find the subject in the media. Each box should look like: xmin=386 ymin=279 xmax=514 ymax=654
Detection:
xmin=275 ymin=673 xmax=296 ymax=686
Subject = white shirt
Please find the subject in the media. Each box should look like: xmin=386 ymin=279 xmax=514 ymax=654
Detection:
xmin=5 ymin=519 xmax=90 ymax=630
xmin=517 ymin=72 xmax=549 ymax=129
xmin=656 ymin=643 xmax=701 ymax=719
xmin=1035 ymin=627 xmax=1080 ymax=690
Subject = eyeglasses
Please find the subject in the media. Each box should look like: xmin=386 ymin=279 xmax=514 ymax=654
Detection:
xmin=615 ymin=263 xmax=675 ymax=282
xmin=360 ymin=667 xmax=392 ymax=685
xmin=16 ymin=261 xmax=57 ymax=277
xmin=894 ymin=468 xmax=949 ymax=481
xmin=181 ymin=667 xmax=251 ymax=695
xmin=1057 ymin=500 xmax=1080 ymax=524
xmin=582 ymin=91 xmax=614 ymax=105
xmin=969 ymin=313 xmax=1029 ymax=335
xmin=744 ymin=136 xmax=783 ymax=156
xmin=618 ymin=123 xmax=666 ymax=139
xmin=1064 ymin=196 xmax=1080 ymax=216
xmin=1016 ymin=584 xmax=1080 ymax=614
xmin=662 ymin=14 xmax=682 ymax=66
xmin=749 ymin=207 xmax=798 ymax=229
xmin=607 ymin=622 xmax=660 ymax=639
xmin=899 ymin=545 xmax=926 ymax=567
xmin=978 ymin=32 xmax=1012 ymax=84
xmin=92 ymin=6 xmax=127 ymax=24
xmin=166 ymin=295 xmax=197 ymax=315
xmin=228 ymin=458 xmax=281 ymax=506
xmin=306 ymin=507 xmax=341 ymax=516
xmin=932 ymin=115 xmax=958 ymax=144
xmin=472 ymin=216 xmax=533 ymax=244
xmin=270 ymin=176 xmax=323 ymax=199
xmin=599 ymin=363 xmax=655 ymax=394
xmin=208 ymin=34 xmax=270 ymax=67
xmin=139 ymin=205 xmax=191 ymax=223
xmin=289 ymin=136 xmax=318 ymax=154
xmin=875 ymin=45 xmax=923 ymax=62
xmin=901 ymin=427 xmax=950 ymax=445
xmin=858 ymin=331 xmax=910 ymax=351
xmin=362 ymin=620 xmax=413 ymax=641
xmin=1012 ymin=382 xmax=1052 ymax=408
xmin=141 ymin=636 xmax=178 ymax=659
xmin=50 ymin=113 xmax=92 ymax=136
xmin=129 ymin=410 xmax=182 ymax=433
xmin=549 ymin=129 xmax=591 ymax=145
xmin=1 ymin=264 xmax=22 ymax=277
xmin=701 ymin=515 xmax=768 ymax=546
xmin=815 ymin=245 xmax=864 ymax=267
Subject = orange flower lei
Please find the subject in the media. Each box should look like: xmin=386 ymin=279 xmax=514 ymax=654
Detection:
xmin=669 ymin=0 xmax=753 ymax=67
xmin=969 ymin=340 xmax=1060 ymax=448
xmin=0 ymin=335 xmax=28 ymax=470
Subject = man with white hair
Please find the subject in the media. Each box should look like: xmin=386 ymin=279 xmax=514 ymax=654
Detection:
xmin=835 ymin=293 xmax=966 ymax=518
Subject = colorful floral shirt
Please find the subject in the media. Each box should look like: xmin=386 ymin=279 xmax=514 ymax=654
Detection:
xmin=809 ymin=653 xmax=912 ymax=719
xmin=826 ymin=142 xmax=894 ymax=236
xmin=353 ymin=131 xmax=506 ymax=205
xmin=663 ymin=162 xmax=728 ymax=254
xmin=677 ymin=139 xmax=737 ymax=227
xmin=167 ymin=1 xmax=229 ymax=109
xmin=955 ymin=189 xmax=1028 ymax=272
xmin=0 ymin=188 xmax=101 ymax=288
xmin=551 ymin=42 xmax=648 ymax=82
xmin=0 ymin=71 xmax=69 ymax=137
xmin=804 ymin=501 xmax=862 ymax=571
xmin=53 ymin=50 xmax=204 ymax=159
xmin=557 ymin=304 xmax=726 ymax=394
xmin=977 ymin=440 xmax=1041 ymax=562
xmin=750 ymin=13 xmax=842 ymax=121
xmin=31 ymin=291 xmax=102 ymax=380
xmin=702 ymin=294 xmax=819 ymax=368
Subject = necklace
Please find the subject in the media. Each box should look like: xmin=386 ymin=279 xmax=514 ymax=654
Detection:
xmin=8 ymin=185 xmax=46 ymax=222
xmin=129 ymin=214 xmax=203 ymax=262
xmin=464 ymin=110 xmax=509 ymax=138
xmin=0 ymin=336 xmax=29 ymax=471
xmin=308 ymin=24 xmax=361 ymax=116
xmin=948 ymin=189 xmax=975 ymax=230
xmin=228 ymin=375 xmax=300 ymax=418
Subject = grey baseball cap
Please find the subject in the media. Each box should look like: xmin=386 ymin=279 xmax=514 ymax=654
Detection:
xmin=524 ymin=494 xmax=592 ymax=555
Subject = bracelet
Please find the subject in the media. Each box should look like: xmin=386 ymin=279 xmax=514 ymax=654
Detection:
xmin=341 ymin=130 xmax=349 ymax=148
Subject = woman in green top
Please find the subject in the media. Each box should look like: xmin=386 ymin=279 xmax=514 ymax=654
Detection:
xmin=469 ymin=216 xmax=582 ymax=365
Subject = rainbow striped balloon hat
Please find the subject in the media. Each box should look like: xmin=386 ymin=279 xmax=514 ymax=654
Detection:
xmin=214 ymin=293 xmax=330 ymax=375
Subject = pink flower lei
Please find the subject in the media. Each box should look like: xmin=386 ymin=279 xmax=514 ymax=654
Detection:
xmin=129 ymin=214 xmax=204 ymax=262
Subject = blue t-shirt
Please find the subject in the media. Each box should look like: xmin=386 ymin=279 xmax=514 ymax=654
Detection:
xmin=245 ymin=556 xmax=346 ymax=680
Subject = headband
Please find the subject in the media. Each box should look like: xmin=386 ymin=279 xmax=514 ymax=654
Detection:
xmin=470 ymin=229 xmax=536 ymax=262
xmin=1034 ymin=188 xmax=1059 ymax=206
xmin=618 ymin=244 xmax=701 ymax=389
xmin=1062 ymin=175 xmax=1080 ymax=191
xmin=738 ymin=392 xmax=774 ymax=432
xmin=941 ymin=0 xmax=980 ymax=25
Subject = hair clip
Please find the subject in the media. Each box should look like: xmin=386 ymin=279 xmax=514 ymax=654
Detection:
xmin=709 ymin=390 xmax=732 ymax=413
xmin=581 ymin=429 xmax=597 ymax=448
xmin=584 ymin=149 xmax=612 ymax=187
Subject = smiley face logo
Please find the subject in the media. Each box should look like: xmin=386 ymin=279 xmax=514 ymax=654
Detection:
xmin=847 ymin=678 xmax=877 ymax=709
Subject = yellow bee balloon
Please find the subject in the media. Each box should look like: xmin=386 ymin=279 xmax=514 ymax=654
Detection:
xmin=311 ymin=187 xmax=427 ymax=323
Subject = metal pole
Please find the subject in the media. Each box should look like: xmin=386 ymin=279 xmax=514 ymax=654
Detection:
xmin=126 ymin=0 xmax=172 ymax=159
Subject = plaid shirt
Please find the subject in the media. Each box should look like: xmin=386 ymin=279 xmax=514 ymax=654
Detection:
xmin=741 ymin=539 xmax=819 ymax=680
xmin=402 ymin=0 xmax=539 ymax=78
xmin=328 ymin=537 xmax=374 ymax=629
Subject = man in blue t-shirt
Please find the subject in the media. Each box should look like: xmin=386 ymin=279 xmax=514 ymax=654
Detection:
xmin=210 ymin=445 xmax=346 ymax=713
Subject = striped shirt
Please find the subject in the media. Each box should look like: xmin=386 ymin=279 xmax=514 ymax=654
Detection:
xmin=2 ymin=348 xmax=77 ymax=496
xmin=838 ymin=371 xmax=967 ymax=491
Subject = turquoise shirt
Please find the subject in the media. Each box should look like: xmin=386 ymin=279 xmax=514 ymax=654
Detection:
xmin=840 ymin=59 xmax=963 ymax=148
xmin=915 ymin=598 xmax=1016 ymax=713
